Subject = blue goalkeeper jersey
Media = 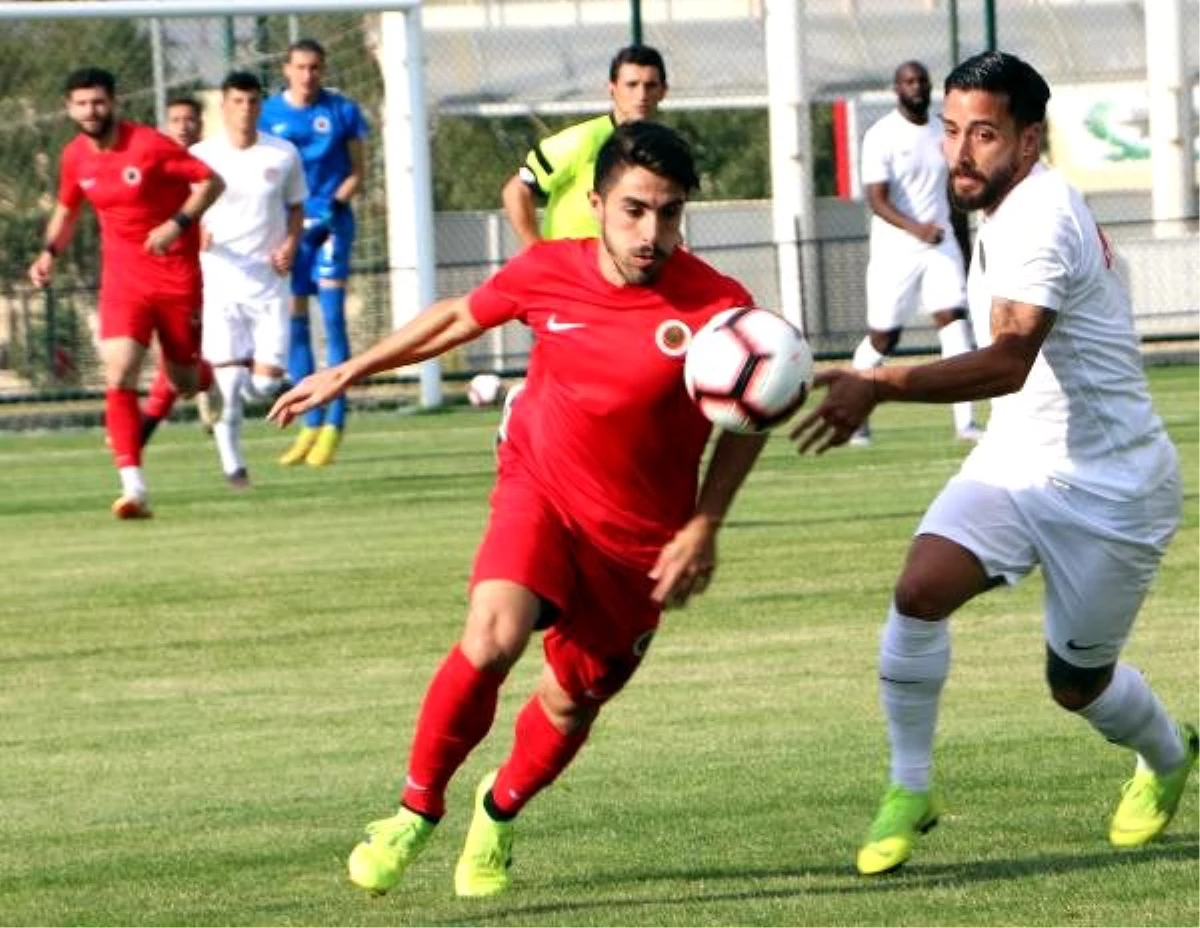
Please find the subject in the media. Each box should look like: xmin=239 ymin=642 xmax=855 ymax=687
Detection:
xmin=260 ymin=88 xmax=368 ymax=216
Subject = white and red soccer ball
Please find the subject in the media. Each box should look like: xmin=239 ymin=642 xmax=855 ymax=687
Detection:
xmin=683 ymin=307 xmax=814 ymax=433
xmin=467 ymin=373 xmax=504 ymax=407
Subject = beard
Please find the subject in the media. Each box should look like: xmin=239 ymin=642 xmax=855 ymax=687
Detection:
xmin=600 ymin=231 xmax=669 ymax=286
xmin=78 ymin=111 xmax=115 ymax=140
xmin=950 ymin=159 xmax=1019 ymax=212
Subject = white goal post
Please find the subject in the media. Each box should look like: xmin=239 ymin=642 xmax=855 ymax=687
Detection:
xmin=2 ymin=0 xmax=443 ymax=408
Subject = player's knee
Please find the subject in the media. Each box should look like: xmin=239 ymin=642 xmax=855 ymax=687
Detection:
xmin=892 ymin=575 xmax=948 ymax=620
xmin=461 ymin=598 xmax=538 ymax=673
xmin=1045 ymin=647 xmax=1113 ymax=711
xmin=870 ymin=330 xmax=900 ymax=355
xmin=537 ymin=675 xmax=599 ymax=735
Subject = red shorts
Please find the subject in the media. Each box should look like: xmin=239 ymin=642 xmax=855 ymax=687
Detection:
xmin=471 ymin=462 xmax=661 ymax=704
xmin=98 ymin=287 xmax=203 ymax=366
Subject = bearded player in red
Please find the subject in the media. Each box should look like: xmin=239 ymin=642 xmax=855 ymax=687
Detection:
xmin=29 ymin=67 xmax=225 ymax=519
xmin=271 ymin=121 xmax=770 ymax=898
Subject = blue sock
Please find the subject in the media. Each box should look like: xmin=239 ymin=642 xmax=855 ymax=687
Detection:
xmin=288 ymin=313 xmax=323 ymax=430
xmin=319 ymin=287 xmax=350 ymax=429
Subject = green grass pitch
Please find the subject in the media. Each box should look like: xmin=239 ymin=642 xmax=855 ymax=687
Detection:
xmin=0 ymin=366 xmax=1195 ymax=926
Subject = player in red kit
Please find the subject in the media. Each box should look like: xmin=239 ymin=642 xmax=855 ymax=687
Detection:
xmin=29 ymin=68 xmax=224 ymax=518
xmin=270 ymin=121 xmax=770 ymax=898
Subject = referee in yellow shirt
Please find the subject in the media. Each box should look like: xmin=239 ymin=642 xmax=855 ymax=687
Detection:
xmin=502 ymin=45 xmax=669 ymax=246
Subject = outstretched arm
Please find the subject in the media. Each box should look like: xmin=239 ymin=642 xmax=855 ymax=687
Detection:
xmin=649 ymin=430 xmax=770 ymax=608
xmin=268 ymin=295 xmax=485 ymax=426
xmin=791 ymin=298 xmax=1053 ymax=454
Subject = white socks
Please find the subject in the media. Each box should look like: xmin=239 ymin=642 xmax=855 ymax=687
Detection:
xmin=853 ymin=337 xmax=886 ymax=371
xmin=879 ymin=604 xmax=950 ymax=792
xmin=246 ymin=372 xmax=282 ymax=401
xmin=938 ymin=319 xmax=977 ymax=433
xmin=1076 ymin=662 xmax=1186 ymax=775
xmin=213 ymin=365 xmax=248 ymax=477
xmin=118 ymin=465 xmax=147 ymax=501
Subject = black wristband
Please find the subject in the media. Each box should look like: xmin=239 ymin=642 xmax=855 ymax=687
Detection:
xmin=172 ymin=212 xmax=193 ymax=230
xmin=42 ymin=242 xmax=59 ymax=258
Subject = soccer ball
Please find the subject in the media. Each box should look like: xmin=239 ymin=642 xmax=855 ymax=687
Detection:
xmin=467 ymin=373 xmax=503 ymax=407
xmin=683 ymin=307 xmax=814 ymax=433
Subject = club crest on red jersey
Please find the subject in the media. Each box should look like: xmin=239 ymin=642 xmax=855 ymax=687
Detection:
xmin=655 ymin=319 xmax=691 ymax=358
xmin=121 ymin=166 xmax=142 ymax=186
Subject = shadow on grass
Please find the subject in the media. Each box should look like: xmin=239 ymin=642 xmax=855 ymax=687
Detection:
xmin=434 ymin=835 xmax=1197 ymax=924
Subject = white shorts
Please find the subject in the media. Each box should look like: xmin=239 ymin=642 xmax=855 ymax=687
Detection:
xmin=866 ymin=239 xmax=967 ymax=331
xmin=917 ymin=472 xmax=1182 ymax=668
xmin=202 ymin=296 xmax=289 ymax=369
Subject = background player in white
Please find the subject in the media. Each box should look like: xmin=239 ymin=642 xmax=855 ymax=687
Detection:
xmin=793 ymin=51 xmax=1195 ymax=875
xmin=193 ymin=71 xmax=306 ymax=487
xmin=850 ymin=60 xmax=981 ymax=446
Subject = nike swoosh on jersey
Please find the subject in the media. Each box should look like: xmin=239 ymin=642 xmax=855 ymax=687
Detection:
xmin=546 ymin=315 xmax=586 ymax=333
xmin=1065 ymin=639 xmax=1104 ymax=651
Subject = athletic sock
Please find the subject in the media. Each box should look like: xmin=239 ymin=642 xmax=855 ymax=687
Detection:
xmin=118 ymin=465 xmax=147 ymax=501
xmin=212 ymin=366 xmax=248 ymax=476
xmin=318 ymin=287 xmax=350 ymax=429
xmin=938 ymin=319 xmax=977 ymax=432
xmin=1076 ymin=662 xmax=1187 ymax=775
xmin=401 ymin=645 xmax=506 ymax=819
xmin=140 ymin=365 xmax=178 ymax=445
xmin=880 ymin=604 xmax=950 ymax=792
xmin=490 ymin=697 xmax=589 ymax=818
xmin=107 ymin=387 xmax=143 ymax=470
xmin=852 ymin=336 xmax=886 ymax=371
xmin=288 ymin=313 xmax=322 ymax=430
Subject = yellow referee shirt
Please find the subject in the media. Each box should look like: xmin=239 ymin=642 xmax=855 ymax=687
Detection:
xmin=520 ymin=113 xmax=616 ymax=240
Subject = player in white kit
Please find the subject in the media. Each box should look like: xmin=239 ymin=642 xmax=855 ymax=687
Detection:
xmin=193 ymin=71 xmax=307 ymax=487
xmin=792 ymin=51 xmax=1194 ymax=875
xmin=851 ymin=60 xmax=981 ymax=445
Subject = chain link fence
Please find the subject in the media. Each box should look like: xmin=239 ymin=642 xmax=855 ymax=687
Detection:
xmin=1 ymin=0 xmax=1196 ymax=409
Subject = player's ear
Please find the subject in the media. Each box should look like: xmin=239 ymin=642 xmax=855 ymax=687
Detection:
xmin=588 ymin=189 xmax=602 ymax=219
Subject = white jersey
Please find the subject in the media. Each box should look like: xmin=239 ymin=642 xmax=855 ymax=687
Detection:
xmin=860 ymin=109 xmax=952 ymax=254
xmin=192 ymin=132 xmax=307 ymax=301
xmin=961 ymin=163 xmax=1176 ymax=500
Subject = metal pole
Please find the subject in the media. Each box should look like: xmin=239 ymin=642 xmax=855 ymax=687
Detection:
xmin=222 ymin=16 xmax=236 ymax=71
xmin=630 ymin=0 xmax=642 ymax=46
xmin=948 ymin=0 xmax=960 ymax=66
xmin=150 ymin=17 xmax=167 ymax=127
xmin=984 ymin=0 xmax=997 ymax=51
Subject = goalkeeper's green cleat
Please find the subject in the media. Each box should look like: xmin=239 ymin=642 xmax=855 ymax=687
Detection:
xmin=1109 ymin=722 xmax=1199 ymax=848
xmin=454 ymin=770 xmax=514 ymax=898
xmin=856 ymin=784 xmax=942 ymax=875
xmin=347 ymin=807 xmax=435 ymax=895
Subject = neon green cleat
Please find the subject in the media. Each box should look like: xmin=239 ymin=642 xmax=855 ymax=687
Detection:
xmin=347 ymin=807 xmax=436 ymax=895
xmin=1109 ymin=722 xmax=1199 ymax=848
xmin=279 ymin=426 xmax=318 ymax=466
xmin=305 ymin=424 xmax=342 ymax=467
xmin=454 ymin=770 xmax=514 ymax=898
xmin=856 ymin=784 xmax=942 ymax=875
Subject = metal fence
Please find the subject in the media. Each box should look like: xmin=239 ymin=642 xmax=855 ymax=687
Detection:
xmin=1 ymin=0 xmax=1197 ymax=402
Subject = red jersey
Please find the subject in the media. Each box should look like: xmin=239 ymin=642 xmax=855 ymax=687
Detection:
xmin=58 ymin=121 xmax=214 ymax=294
xmin=469 ymin=239 xmax=753 ymax=568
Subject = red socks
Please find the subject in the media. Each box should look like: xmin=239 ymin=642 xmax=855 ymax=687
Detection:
xmin=106 ymin=388 xmax=142 ymax=468
xmin=143 ymin=365 xmax=177 ymax=421
xmin=402 ymin=646 xmax=505 ymax=819
xmin=491 ymin=697 xmax=589 ymax=817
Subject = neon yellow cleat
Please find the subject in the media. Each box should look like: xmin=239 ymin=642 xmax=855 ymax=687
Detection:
xmin=1110 ymin=723 xmax=1199 ymax=848
xmin=346 ymin=807 xmax=436 ymax=895
xmin=856 ymin=784 xmax=941 ymax=876
xmin=279 ymin=426 xmax=318 ymax=466
xmin=305 ymin=425 xmax=342 ymax=467
xmin=454 ymin=770 xmax=514 ymax=898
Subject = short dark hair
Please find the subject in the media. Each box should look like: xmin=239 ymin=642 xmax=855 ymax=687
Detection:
xmin=945 ymin=51 xmax=1051 ymax=127
xmin=609 ymin=45 xmax=667 ymax=86
xmin=166 ymin=96 xmax=201 ymax=116
xmin=594 ymin=121 xmax=699 ymax=196
xmin=286 ymin=38 xmax=326 ymax=62
xmin=64 ymin=67 xmax=116 ymax=97
xmin=221 ymin=70 xmax=264 ymax=95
